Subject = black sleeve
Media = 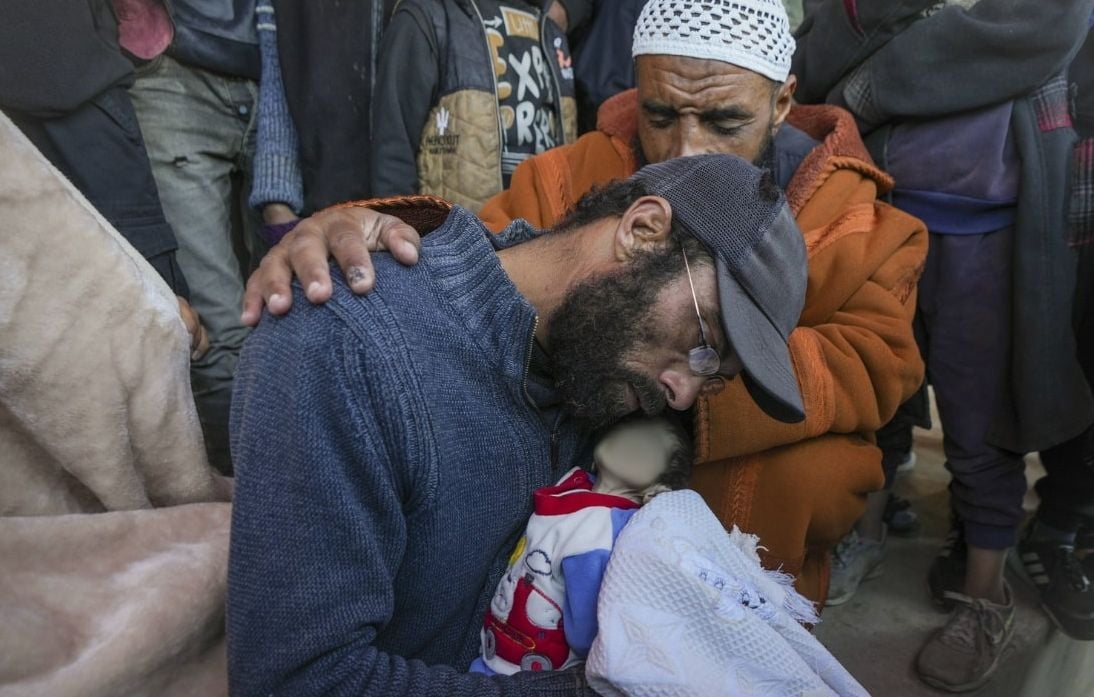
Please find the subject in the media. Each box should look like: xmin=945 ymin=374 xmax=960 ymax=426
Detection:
xmin=0 ymin=0 xmax=134 ymax=116
xmin=368 ymin=4 xmax=440 ymax=198
xmin=6 ymin=84 xmax=187 ymax=297
xmin=791 ymin=0 xmax=938 ymax=105
xmin=573 ymin=0 xmax=643 ymax=110
xmin=551 ymin=0 xmax=593 ymax=31
xmin=147 ymin=251 xmax=190 ymax=298
xmin=842 ymin=0 xmax=1094 ymax=126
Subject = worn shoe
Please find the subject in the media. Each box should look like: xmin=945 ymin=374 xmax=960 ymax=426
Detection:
xmin=883 ymin=493 xmax=919 ymax=535
xmin=1079 ymin=528 xmax=1094 ymax=577
xmin=895 ymin=450 xmax=917 ymax=474
xmin=928 ymin=527 xmax=967 ymax=610
xmin=1013 ymin=526 xmax=1094 ymax=640
xmin=916 ymin=584 xmax=1016 ymax=692
xmin=827 ymin=529 xmax=886 ymax=606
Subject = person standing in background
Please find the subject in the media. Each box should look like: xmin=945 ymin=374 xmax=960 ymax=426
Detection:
xmin=129 ymin=0 xmax=263 ymax=473
xmin=1018 ymin=15 xmax=1094 ymax=644
xmin=368 ymin=0 xmax=579 ymax=211
xmin=795 ymin=0 xmax=1094 ymax=690
xmin=0 ymin=0 xmax=208 ymax=360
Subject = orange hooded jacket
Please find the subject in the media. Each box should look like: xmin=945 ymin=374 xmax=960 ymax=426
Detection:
xmin=479 ymin=90 xmax=927 ymax=602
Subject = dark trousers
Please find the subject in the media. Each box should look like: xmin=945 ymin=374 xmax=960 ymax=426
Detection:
xmin=878 ymin=382 xmax=931 ymax=487
xmin=918 ymin=229 xmax=1027 ymax=550
xmin=1037 ymin=244 xmax=1094 ymax=532
xmin=6 ymin=86 xmax=187 ymax=296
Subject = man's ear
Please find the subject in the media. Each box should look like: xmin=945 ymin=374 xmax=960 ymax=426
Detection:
xmin=772 ymin=75 xmax=796 ymax=134
xmin=615 ymin=195 xmax=673 ymax=261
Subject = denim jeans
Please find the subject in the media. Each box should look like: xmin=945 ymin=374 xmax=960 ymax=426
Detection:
xmin=130 ymin=54 xmax=263 ymax=472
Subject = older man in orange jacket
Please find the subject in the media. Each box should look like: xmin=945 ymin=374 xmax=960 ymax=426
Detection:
xmin=243 ymin=0 xmax=926 ymax=604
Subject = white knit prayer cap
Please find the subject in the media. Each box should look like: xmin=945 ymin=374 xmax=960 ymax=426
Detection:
xmin=632 ymin=0 xmax=796 ymax=83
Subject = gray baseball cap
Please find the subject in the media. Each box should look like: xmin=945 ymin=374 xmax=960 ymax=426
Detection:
xmin=630 ymin=154 xmax=808 ymax=423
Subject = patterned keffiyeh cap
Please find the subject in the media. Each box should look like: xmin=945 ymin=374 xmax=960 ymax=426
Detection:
xmin=632 ymin=0 xmax=796 ymax=83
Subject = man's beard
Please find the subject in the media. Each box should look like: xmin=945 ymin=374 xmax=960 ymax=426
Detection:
xmin=631 ymin=127 xmax=775 ymax=169
xmin=547 ymin=249 xmax=685 ymax=434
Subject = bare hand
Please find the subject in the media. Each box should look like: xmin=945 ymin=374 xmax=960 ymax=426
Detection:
xmin=241 ymin=205 xmax=422 ymax=326
xmin=262 ymin=202 xmax=298 ymax=225
xmin=178 ymin=296 xmax=210 ymax=360
xmin=546 ymin=0 xmax=569 ymax=32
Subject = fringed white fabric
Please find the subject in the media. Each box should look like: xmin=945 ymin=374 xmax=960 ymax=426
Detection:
xmin=586 ymin=490 xmax=869 ymax=697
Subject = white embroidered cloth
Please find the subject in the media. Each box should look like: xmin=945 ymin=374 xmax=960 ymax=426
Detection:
xmin=586 ymin=491 xmax=870 ymax=697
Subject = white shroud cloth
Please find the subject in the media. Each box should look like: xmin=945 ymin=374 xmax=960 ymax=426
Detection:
xmin=587 ymin=490 xmax=870 ymax=697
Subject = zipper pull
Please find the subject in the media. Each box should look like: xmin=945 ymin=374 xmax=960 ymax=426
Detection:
xmin=549 ymin=429 xmax=560 ymax=471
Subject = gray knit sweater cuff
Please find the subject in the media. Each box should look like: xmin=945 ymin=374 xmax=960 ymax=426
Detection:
xmin=513 ymin=664 xmax=599 ymax=695
xmin=250 ymin=3 xmax=305 ymax=213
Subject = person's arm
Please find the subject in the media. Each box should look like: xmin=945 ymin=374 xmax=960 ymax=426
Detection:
xmin=840 ymin=0 xmax=1094 ymax=128
xmin=545 ymin=0 xmax=592 ymax=33
xmin=791 ymin=0 xmax=936 ymax=106
xmin=699 ymin=196 xmax=927 ymax=460
xmin=228 ymin=290 xmax=594 ymax=696
xmin=250 ymin=2 xmax=304 ymax=243
xmin=570 ymin=0 xmax=643 ymax=111
xmin=369 ymin=2 xmax=440 ymax=198
xmin=241 ymin=130 xmax=629 ymax=322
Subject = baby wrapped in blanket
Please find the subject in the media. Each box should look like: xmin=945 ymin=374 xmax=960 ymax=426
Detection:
xmin=471 ymin=414 xmax=869 ymax=696
xmin=471 ymin=414 xmax=692 ymax=675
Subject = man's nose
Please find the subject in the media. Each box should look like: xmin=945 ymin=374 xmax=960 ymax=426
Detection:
xmin=670 ymin=122 xmax=704 ymax=159
xmin=659 ymin=369 xmax=707 ymax=410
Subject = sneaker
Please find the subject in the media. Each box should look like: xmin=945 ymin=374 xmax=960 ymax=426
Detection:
xmin=928 ymin=527 xmax=967 ymax=611
xmin=1078 ymin=528 xmax=1094 ymax=577
xmin=916 ymin=584 xmax=1016 ymax=692
xmin=1013 ymin=525 xmax=1094 ymax=640
xmin=827 ymin=529 xmax=886 ymax=606
xmin=895 ymin=450 xmax=917 ymax=474
xmin=883 ymin=493 xmax=919 ymax=535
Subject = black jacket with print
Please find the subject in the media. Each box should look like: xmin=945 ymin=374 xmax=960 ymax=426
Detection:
xmin=369 ymin=0 xmax=577 ymax=212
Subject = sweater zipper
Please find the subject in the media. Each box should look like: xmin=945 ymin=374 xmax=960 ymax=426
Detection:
xmin=539 ymin=14 xmax=566 ymax=143
xmin=520 ymin=317 xmax=561 ymax=471
xmin=521 ymin=316 xmax=539 ymax=408
xmin=470 ymin=0 xmax=506 ymax=190
xmin=549 ymin=424 xmax=560 ymax=471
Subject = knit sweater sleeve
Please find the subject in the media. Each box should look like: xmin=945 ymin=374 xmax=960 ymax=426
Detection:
xmin=227 ymin=287 xmax=594 ymax=697
xmin=249 ymin=2 xmax=304 ymax=212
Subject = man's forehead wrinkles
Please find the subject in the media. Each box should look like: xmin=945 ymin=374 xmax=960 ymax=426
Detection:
xmin=644 ymin=79 xmax=760 ymax=115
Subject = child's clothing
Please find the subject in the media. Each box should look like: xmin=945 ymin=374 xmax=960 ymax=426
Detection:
xmin=470 ymin=467 xmax=639 ymax=675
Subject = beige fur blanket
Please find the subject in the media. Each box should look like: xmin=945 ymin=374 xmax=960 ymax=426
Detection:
xmin=0 ymin=110 xmax=230 ymax=515
xmin=0 ymin=504 xmax=230 ymax=697
xmin=0 ymin=111 xmax=231 ymax=695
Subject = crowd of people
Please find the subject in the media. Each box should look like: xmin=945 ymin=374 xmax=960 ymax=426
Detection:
xmin=2 ymin=0 xmax=1093 ymax=695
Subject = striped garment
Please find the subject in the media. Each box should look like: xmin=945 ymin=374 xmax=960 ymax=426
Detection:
xmin=1071 ymin=137 xmax=1094 ymax=247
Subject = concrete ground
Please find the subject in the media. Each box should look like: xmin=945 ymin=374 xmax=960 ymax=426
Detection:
xmin=814 ymin=410 xmax=1094 ymax=696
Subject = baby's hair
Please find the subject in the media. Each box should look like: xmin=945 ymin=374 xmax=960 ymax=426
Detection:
xmin=654 ymin=413 xmax=693 ymax=491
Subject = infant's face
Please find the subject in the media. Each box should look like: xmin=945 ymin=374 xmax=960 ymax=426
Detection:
xmin=593 ymin=419 xmax=676 ymax=491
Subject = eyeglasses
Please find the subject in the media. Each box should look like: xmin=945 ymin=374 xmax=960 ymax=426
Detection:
xmin=682 ymin=249 xmax=722 ymax=377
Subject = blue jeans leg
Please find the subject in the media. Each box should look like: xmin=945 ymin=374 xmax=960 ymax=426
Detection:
xmin=130 ymin=54 xmax=261 ymax=471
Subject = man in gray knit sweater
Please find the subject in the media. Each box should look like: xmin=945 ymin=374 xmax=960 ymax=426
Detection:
xmin=228 ymin=155 xmax=806 ymax=694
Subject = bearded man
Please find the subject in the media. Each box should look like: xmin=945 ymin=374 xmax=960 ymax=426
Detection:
xmin=243 ymin=0 xmax=927 ymax=602
xmin=229 ymin=155 xmax=807 ymax=695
